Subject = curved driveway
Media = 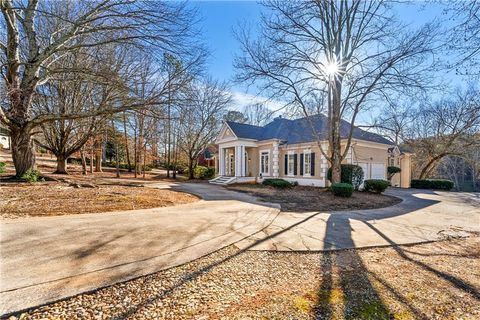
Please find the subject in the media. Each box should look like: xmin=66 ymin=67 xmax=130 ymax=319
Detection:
xmin=0 ymin=182 xmax=279 ymax=316
xmin=1 ymin=183 xmax=479 ymax=315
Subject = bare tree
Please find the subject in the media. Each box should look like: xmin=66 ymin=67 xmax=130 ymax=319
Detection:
xmin=235 ymin=0 xmax=438 ymax=183
xmin=366 ymin=102 xmax=412 ymax=145
xmin=406 ymin=87 xmax=480 ymax=179
xmin=0 ymin=0 xmax=202 ymax=177
xmin=177 ymin=79 xmax=230 ymax=179
xmin=446 ymin=0 xmax=480 ymax=77
xmin=244 ymin=102 xmax=273 ymax=126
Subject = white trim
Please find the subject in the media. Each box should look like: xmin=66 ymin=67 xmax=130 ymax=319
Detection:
xmin=303 ymin=150 xmax=312 ymax=177
xmin=286 ymin=153 xmax=295 ymax=176
xmin=259 ymin=149 xmax=270 ymax=176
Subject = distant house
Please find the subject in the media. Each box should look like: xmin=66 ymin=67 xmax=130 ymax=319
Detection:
xmin=198 ymin=145 xmax=217 ymax=167
xmin=0 ymin=127 xmax=10 ymax=150
xmin=210 ymin=114 xmax=412 ymax=188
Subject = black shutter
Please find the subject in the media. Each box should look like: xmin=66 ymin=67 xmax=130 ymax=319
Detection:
xmin=300 ymin=153 xmax=304 ymax=176
xmin=284 ymin=154 xmax=288 ymax=175
xmin=311 ymin=152 xmax=315 ymax=176
xmin=294 ymin=154 xmax=298 ymax=175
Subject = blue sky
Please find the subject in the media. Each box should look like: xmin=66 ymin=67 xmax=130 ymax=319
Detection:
xmin=192 ymin=1 xmax=456 ymax=120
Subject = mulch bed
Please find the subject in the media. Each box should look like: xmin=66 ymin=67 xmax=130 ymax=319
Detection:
xmin=9 ymin=237 xmax=480 ymax=319
xmin=0 ymin=182 xmax=198 ymax=219
xmin=227 ymin=184 xmax=402 ymax=212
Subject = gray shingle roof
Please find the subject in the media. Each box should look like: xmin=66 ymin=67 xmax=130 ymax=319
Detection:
xmin=226 ymin=114 xmax=392 ymax=145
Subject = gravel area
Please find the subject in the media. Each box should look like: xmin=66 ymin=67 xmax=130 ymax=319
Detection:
xmin=227 ymin=184 xmax=401 ymax=212
xmin=7 ymin=237 xmax=479 ymax=320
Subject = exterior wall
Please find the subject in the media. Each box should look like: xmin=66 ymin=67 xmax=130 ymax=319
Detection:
xmin=277 ymin=142 xmax=327 ymax=187
xmin=247 ymin=147 xmax=259 ymax=177
xmin=399 ymin=154 xmax=412 ymax=188
xmin=257 ymin=141 xmax=275 ymax=178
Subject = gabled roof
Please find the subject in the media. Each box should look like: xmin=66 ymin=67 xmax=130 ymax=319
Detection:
xmin=225 ymin=121 xmax=263 ymax=140
xmin=225 ymin=114 xmax=392 ymax=145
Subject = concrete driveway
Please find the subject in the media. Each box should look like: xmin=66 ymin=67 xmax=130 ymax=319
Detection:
xmin=0 ymin=182 xmax=280 ymax=315
xmin=237 ymin=188 xmax=480 ymax=251
xmin=1 ymin=183 xmax=479 ymax=316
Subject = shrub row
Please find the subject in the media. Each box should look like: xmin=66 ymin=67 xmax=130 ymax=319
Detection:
xmin=262 ymin=178 xmax=293 ymax=189
xmin=411 ymin=179 xmax=454 ymax=190
xmin=327 ymin=164 xmax=364 ymax=190
xmin=364 ymin=179 xmax=390 ymax=193
xmin=193 ymin=166 xmax=215 ymax=179
xmin=0 ymin=161 xmax=5 ymax=174
xmin=331 ymin=182 xmax=354 ymax=197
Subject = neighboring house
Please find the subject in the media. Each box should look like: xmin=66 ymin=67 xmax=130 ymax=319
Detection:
xmin=211 ymin=114 xmax=412 ymax=188
xmin=0 ymin=127 xmax=10 ymax=150
xmin=198 ymin=145 xmax=217 ymax=167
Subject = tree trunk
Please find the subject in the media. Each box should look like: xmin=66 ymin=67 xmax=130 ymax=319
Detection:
xmin=123 ymin=112 xmax=132 ymax=172
xmin=90 ymin=144 xmax=94 ymax=174
xmin=94 ymin=139 xmax=103 ymax=172
xmin=330 ymin=80 xmax=342 ymax=184
xmin=80 ymin=148 xmax=87 ymax=175
xmin=11 ymin=126 xmax=36 ymax=178
xmin=54 ymin=155 xmax=68 ymax=174
xmin=188 ymin=161 xmax=194 ymax=179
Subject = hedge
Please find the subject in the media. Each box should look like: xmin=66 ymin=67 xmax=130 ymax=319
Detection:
xmin=193 ymin=166 xmax=215 ymax=179
xmin=411 ymin=179 xmax=454 ymax=190
xmin=327 ymin=164 xmax=364 ymax=190
xmin=262 ymin=178 xmax=293 ymax=189
xmin=364 ymin=179 xmax=390 ymax=193
xmin=331 ymin=182 xmax=354 ymax=197
xmin=0 ymin=162 xmax=5 ymax=174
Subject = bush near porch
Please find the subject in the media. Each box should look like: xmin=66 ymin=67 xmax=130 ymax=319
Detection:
xmin=331 ymin=182 xmax=354 ymax=197
xmin=262 ymin=178 xmax=293 ymax=189
xmin=327 ymin=164 xmax=364 ymax=190
xmin=364 ymin=179 xmax=390 ymax=193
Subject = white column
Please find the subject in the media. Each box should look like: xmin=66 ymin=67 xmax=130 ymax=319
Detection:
xmin=218 ymin=147 xmax=225 ymax=176
xmin=272 ymin=141 xmax=279 ymax=178
xmin=241 ymin=145 xmax=246 ymax=177
xmin=235 ymin=145 xmax=242 ymax=177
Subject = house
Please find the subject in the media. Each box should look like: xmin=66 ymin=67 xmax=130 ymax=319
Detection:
xmin=197 ymin=145 xmax=217 ymax=167
xmin=210 ymin=114 xmax=412 ymax=188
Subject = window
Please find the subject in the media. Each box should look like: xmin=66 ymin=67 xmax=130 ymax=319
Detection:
xmin=389 ymin=157 xmax=395 ymax=166
xmin=304 ymin=152 xmax=311 ymax=175
xmin=260 ymin=151 xmax=269 ymax=175
xmin=287 ymin=154 xmax=295 ymax=176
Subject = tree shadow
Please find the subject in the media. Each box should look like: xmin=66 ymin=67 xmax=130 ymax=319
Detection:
xmin=363 ymin=221 xmax=480 ymax=300
xmin=314 ymin=215 xmax=392 ymax=319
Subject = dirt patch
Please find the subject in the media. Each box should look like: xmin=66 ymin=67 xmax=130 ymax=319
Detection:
xmin=0 ymin=182 xmax=198 ymax=219
xmin=227 ymin=184 xmax=401 ymax=212
xmin=15 ymin=237 xmax=480 ymax=319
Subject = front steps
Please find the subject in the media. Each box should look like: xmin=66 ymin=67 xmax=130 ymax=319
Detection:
xmin=209 ymin=176 xmax=237 ymax=185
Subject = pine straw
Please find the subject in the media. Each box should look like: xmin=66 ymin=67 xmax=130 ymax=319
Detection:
xmin=0 ymin=183 xmax=198 ymax=219
xmin=227 ymin=184 xmax=401 ymax=212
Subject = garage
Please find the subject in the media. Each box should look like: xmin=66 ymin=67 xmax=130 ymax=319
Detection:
xmin=370 ymin=163 xmax=386 ymax=179
xmin=357 ymin=162 xmax=386 ymax=180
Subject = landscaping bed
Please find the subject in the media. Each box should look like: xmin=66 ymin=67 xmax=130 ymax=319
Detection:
xmin=0 ymin=182 xmax=198 ymax=219
xmin=11 ymin=237 xmax=480 ymax=319
xmin=227 ymin=184 xmax=401 ymax=212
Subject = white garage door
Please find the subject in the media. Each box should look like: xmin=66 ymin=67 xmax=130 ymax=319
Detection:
xmin=371 ymin=163 xmax=386 ymax=179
